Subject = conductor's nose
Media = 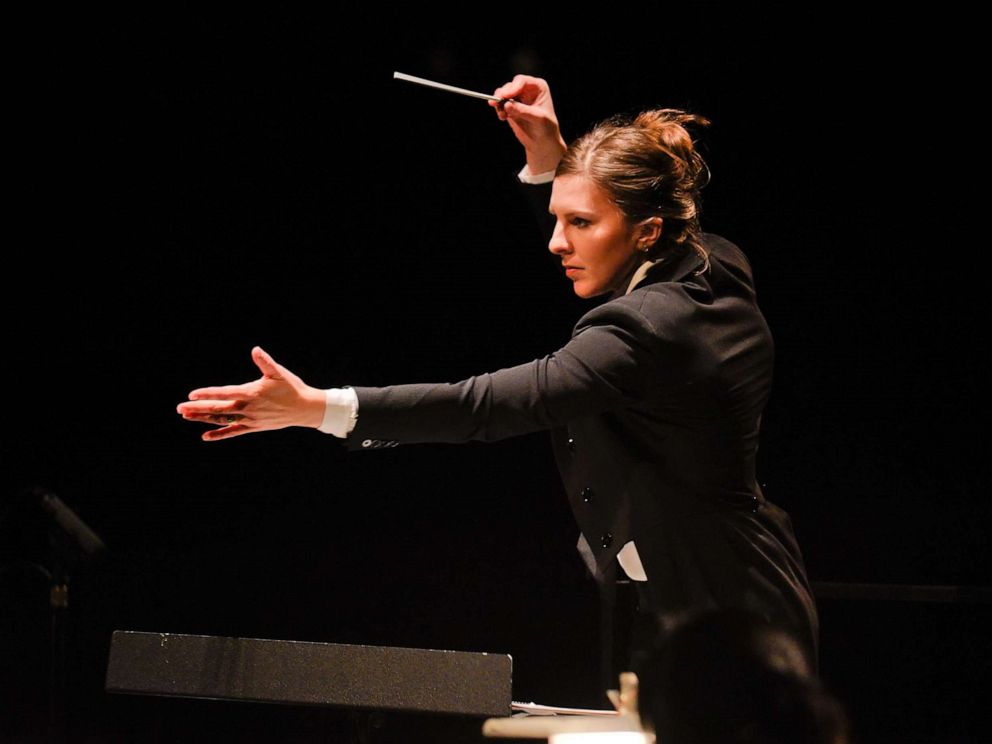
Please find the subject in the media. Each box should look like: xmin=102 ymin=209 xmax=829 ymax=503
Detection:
xmin=548 ymin=220 xmax=569 ymax=256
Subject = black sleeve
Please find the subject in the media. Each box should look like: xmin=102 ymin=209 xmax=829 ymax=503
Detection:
xmin=343 ymin=299 xmax=665 ymax=451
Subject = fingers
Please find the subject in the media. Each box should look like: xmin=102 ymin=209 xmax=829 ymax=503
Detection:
xmin=492 ymin=75 xmax=549 ymax=121
xmin=178 ymin=407 xmax=255 ymax=440
xmin=493 ymin=74 xmax=546 ymax=104
xmin=185 ymin=346 xmax=282 ymax=402
xmin=185 ymin=385 xmax=254 ymax=402
xmin=490 ymin=95 xmax=512 ymax=122
xmin=177 ymin=403 xmax=248 ymax=443
xmin=202 ymin=423 xmax=252 ymax=442
xmin=251 ymin=346 xmax=283 ymax=378
xmin=177 ymin=401 xmax=248 ymax=418
xmin=501 ymin=99 xmax=543 ymax=123
xmin=176 ymin=400 xmax=248 ymax=424
xmin=490 ymin=99 xmax=508 ymax=121
xmin=492 ymin=98 xmax=546 ymax=127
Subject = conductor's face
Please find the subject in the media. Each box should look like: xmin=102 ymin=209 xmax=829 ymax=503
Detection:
xmin=548 ymin=175 xmax=643 ymax=299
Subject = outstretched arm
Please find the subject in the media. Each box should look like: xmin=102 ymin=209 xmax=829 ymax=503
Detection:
xmin=179 ymin=80 xmax=571 ymax=445
xmin=343 ymin=300 xmax=665 ymax=450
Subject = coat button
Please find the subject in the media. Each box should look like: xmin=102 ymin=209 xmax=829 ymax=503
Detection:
xmin=362 ymin=439 xmax=373 ymax=448
xmin=601 ymin=533 xmax=613 ymax=549
xmin=581 ymin=487 xmax=594 ymax=503
xmin=567 ymin=437 xmax=576 ymax=453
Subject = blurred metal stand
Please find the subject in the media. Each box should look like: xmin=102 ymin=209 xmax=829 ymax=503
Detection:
xmin=0 ymin=487 xmax=106 ymax=744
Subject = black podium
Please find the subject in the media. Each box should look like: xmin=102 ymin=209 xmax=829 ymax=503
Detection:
xmin=105 ymin=631 xmax=513 ymax=743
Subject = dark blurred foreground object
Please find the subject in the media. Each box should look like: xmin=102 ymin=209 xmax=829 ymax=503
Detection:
xmin=105 ymin=630 xmax=511 ymax=715
xmin=636 ymin=609 xmax=848 ymax=744
xmin=106 ymin=631 xmax=511 ymax=743
xmin=0 ymin=486 xmax=107 ymax=743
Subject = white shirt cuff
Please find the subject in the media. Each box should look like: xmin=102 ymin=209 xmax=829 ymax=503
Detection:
xmin=517 ymin=164 xmax=555 ymax=184
xmin=318 ymin=387 xmax=359 ymax=437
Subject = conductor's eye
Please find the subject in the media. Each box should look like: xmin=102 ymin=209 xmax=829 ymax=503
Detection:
xmin=571 ymin=217 xmax=590 ymax=227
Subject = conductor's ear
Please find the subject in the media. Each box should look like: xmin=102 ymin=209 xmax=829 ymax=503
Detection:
xmin=636 ymin=217 xmax=663 ymax=249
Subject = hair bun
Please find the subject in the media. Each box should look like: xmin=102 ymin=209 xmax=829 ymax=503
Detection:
xmin=632 ymin=109 xmax=711 ymax=187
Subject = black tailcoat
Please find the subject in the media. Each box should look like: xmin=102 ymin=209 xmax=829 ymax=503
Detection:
xmin=343 ymin=182 xmax=818 ymax=662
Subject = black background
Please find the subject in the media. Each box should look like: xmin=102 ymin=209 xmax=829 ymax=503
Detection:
xmin=3 ymin=7 xmax=988 ymax=742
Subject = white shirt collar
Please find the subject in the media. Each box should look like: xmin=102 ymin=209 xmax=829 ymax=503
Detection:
xmin=624 ymin=258 xmax=664 ymax=295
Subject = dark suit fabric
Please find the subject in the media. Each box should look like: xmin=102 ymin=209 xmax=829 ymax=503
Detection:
xmin=345 ymin=182 xmax=818 ymax=663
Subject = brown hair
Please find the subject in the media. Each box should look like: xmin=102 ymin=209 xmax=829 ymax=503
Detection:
xmin=556 ymin=108 xmax=712 ymax=270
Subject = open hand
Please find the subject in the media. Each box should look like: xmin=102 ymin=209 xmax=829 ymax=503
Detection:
xmin=177 ymin=346 xmax=325 ymax=441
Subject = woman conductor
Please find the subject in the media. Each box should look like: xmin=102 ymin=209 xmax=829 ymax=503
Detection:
xmin=177 ymin=76 xmax=819 ymax=673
